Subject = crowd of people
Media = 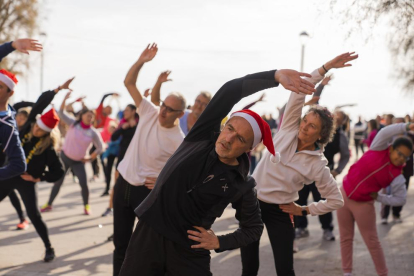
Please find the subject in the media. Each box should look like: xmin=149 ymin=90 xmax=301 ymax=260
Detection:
xmin=1 ymin=38 xmax=413 ymax=276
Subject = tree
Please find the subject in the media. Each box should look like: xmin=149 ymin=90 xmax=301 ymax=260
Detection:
xmin=330 ymin=0 xmax=414 ymax=92
xmin=0 ymin=0 xmax=40 ymax=73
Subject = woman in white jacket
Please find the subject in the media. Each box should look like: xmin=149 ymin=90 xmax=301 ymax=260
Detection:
xmin=240 ymin=52 xmax=358 ymax=276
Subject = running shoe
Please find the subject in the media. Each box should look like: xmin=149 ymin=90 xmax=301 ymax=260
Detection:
xmin=101 ymin=191 xmax=110 ymax=197
xmin=101 ymin=208 xmax=113 ymax=217
xmin=381 ymin=218 xmax=388 ymax=225
xmin=16 ymin=219 xmax=29 ymax=230
xmin=393 ymin=216 xmax=402 ymax=223
xmin=84 ymin=204 xmax=91 ymax=215
xmin=44 ymin=247 xmax=55 ymax=262
xmin=40 ymin=204 xmax=52 ymax=213
xmin=323 ymin=229 xmax=335 ymax=241
xmin=295 ymin=227 xmax=309 ymax=239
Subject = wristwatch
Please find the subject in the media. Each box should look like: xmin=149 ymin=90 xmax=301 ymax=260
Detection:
xmin=301 ymin=206 xmax=308 ymax=216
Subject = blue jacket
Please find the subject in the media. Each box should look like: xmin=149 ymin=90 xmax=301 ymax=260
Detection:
xmin=0 ymin=41 xmax=15 ymax=63
xmin=0 ymin=106 xmax=26 ymax=180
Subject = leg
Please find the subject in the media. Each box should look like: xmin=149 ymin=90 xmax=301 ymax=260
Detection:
xmin=48 ymin=152 xmax=71 ymax=206
xmin=113 ymin=176 xmax=140 ymax=276
xmin=118 ymin=221 xmax=165 ymax=276
xmin=294 ymin=184 xmax=311 ymax=230
xmin=354 ymin=200 xmax=388 ymax=276
xmin=262 ymin=201 xmax=296 ymax=276
xmin=310 ymin=184 xmax=333 ymax=231
xmin=240 ymin=239 xmax=260 ymax=276
xmin=0 ymin=184 xmax=13 ymax=202
xmin=71 ymin=161 xmax=89 ymax=206
xmin=8 ymin=190 xmax=25 ymax=221
xmin=104 ymin=155 xmax=116 ymax=193
xmin=354 ymin=139 xmax=359 ymax=157
xmin=337 ymin=188 xmax=355 ymax=274
xmin=16 ymin=181 xmax=52 ymax=249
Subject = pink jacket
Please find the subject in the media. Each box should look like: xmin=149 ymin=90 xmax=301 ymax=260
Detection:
xmin=343 ymin=123 xmax=406 ymax=201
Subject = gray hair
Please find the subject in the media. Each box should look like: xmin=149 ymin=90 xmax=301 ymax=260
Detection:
xmin=168 ymin=92 xmax=187 ymax=111
xmin=198 ymin=91 xmax=212 ymax=101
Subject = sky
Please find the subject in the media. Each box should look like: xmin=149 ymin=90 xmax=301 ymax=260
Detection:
xmin=13 ymin=0 xmax=414 ymax=123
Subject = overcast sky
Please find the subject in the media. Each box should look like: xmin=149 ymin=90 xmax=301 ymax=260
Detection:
xmin=14 ymin=0 xmax=414 ymax=123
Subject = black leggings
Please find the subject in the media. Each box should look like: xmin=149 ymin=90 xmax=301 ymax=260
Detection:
xmin=8 ymin=190 xmax=25 ymax=221
xmin=103 ymin=154 xmax=117 ymax=193
xmin=294 ymin=182 xmax=333 ymax=231
xmin=240 ymin=200 xmax=295 ymax=276
xmin=0 ymin=177 xmax=52 ymax=249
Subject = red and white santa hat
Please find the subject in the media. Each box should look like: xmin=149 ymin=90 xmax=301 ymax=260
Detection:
xmin=37 ymin=108 xmax=60 ymax=132
xmin=230 ymin=109 xmax=275 ymax=156
xmin=0 ymin=69 xmax=18 ymax=91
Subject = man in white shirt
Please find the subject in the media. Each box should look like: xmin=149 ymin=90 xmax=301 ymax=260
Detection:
xmin=113 ymin=43 xmax=185 ymax=276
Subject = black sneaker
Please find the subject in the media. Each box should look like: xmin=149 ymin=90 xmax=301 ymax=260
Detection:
xmin=44 ymin=247 xmax=55 ymax=262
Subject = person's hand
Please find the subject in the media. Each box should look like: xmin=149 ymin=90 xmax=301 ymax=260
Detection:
xmin=275 ymin=69 xmax=316 ymax=95
xmin=187 ymin=226 xmax=220 ymax=250
xmin=60 ymin=77 xmax=75 ymax=91
xmin=64 ymin=91 xmax=72 ymax=100
xmin=370 ymin=192 xmax=378 ymax=200
xmin=81 ymin=158 xmax=91 ymax=163
xmin=20 ymin=173 xmax=40 ymax=182
xmin=158 ymin=70 xmax=172 ymax=83
xmin=324 ymin=52 xmax=358 ymax=71
xmin=144 ymin=177 xmax=157 ymax=190
xmin=144 ymin=88 xmax=151 ymax=98
xmin=12 ymin=39 xmax=43 ymax=54
xmin=331 ymin=170 xmax=339 ymax=179
xmin=279 ymin=202 xmax=303 ymax=216
xmin=138 ymin=43 xmax=158 ymax=63
xmin=321 ymin=74 xmax=333 ymax=86
xmin=121 ymin=122 xmax=130 ymax=129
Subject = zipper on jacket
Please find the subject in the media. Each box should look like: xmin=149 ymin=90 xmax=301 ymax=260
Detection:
xmin=347 ymin=162 xmax=390 ymax=198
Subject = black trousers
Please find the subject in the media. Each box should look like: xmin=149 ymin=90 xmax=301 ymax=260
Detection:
xmin=103 ymin=154 xmax=117 ymax=193
xmin=119 ymin=221 xmax=212 ymax=276
xmin=0 ymin=178 xmax=52 ymax=249
xmin=381 ymin=175 xmax=411 ymax=219
xmin=113 ymin=175 xmax=151 ymax=276
xmin=240 ymin=200 xmax=295 ymax=276
xmin=8 ymin=189 xmax=25 ymax=221
xmin=354 ymin=138 xmax=365 ymax=157
xmin=294 ymin=182 xmax=333 ymax=231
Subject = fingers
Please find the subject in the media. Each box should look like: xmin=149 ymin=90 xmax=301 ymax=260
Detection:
xmin=187 ymin=230 xmax=203 ymax=237
xmin=298 ymin=72 xmax=312 ymax=78
xmin=301 ymin=79 xmax=315 ymax=88
xmin=192 ymin=226 xmax=206 ymax=232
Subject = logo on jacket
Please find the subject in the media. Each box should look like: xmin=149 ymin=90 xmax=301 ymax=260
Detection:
xmin=222 ymin=183 xmax=229 ymax=192
xmin=203 ymin=175 xmax=214 ymax=183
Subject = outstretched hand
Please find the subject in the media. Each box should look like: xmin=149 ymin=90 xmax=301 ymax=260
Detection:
xmin=321 ymin=74 xmax=333 ymax=86
xmin=138 ymin=43 xmax=158 ymax=63
xmin=158 ymin=70 xmax=172 ymax=83
xmin=60 ymin=77 xmax=75 ymax=91
xmin=325 ymin=52 xmax=358 ymax=70
xmin=12 ymin=39 xmax=43 ymax=54
xmin=187 ymin=226 xmax=220 ymax=250
xmin=275 ymin=69 xmax=316 ymax=94
xmin=64 ymin=91 xmax=72 ymax=100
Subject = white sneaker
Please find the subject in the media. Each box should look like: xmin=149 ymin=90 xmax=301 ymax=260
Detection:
xmin=343 ymin=273 xmax=352 ymax=276
xmin=293 ymin=241 xmax=299 ymax=253
xmin=323 ymin=229 xmax=335 ymax=241
xmin=381 ymin=218 xmax=388 ymax=225
xmin=393 ymin=216 xmax=402 ymax=223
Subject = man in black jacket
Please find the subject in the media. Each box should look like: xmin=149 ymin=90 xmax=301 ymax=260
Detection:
xmin=118 ymin=47 xmax=316 ymax=275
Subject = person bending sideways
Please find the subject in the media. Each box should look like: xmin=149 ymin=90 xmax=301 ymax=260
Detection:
xmin=118 ymin=60 xmax=316 ymax=275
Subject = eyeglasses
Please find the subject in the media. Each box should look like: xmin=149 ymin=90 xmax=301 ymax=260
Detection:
xmin=395 ymin=148 xmax=411 ymax=161
xmin=160 ymin=101 xmax=183 ymax=113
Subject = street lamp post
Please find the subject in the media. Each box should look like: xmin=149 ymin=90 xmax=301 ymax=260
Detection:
xmin=299 ymin=31 xmax=309 ymax=72
xmin=40 ymin=32 xmax=47 ymax=92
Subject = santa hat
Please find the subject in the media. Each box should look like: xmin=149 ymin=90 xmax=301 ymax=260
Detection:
xmin=230 ymin=110 xmax=275 ymax=156
xmin=37 ymin=108 xmax=60 ymax=132
xmin=0 ymin=69 xmax=18 ymax=91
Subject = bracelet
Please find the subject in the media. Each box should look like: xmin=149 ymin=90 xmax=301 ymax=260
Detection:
xmin=322 ymin=64 xmax=328 ymax=73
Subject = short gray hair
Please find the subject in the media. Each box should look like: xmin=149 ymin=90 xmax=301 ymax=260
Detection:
xmin=168 ymin=92 xmax=187 ymax=111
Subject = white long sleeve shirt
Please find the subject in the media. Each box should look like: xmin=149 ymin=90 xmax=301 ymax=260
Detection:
xmin=252 ymin=69 xmax=344 ymax=216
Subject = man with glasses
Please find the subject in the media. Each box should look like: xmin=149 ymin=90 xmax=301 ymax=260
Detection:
xmin=112 ymin=43 xmax=186 ymax=276
xmin=151 ymin=70 xmax=212 ymax=135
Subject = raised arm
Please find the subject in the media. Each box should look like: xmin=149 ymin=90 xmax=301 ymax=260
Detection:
xmin=124 ymin=43 xmax=158 ymax=107
xmin=0 ymin=39 xmax=42 ymax=62
xmin=370 ymin=123 xmax=414 ymax=151
xmin=242 ymin=93 xmax=265 ymax=110
xmin=151 ymin=71 xmax=172 ymax=106
xmin=304 ymin=75 xmax=332 ymax=106
xmin=58 ymin=91 xmax=76 ymax=126
xmin=280 ymin=52 xmax=358 ymax=133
